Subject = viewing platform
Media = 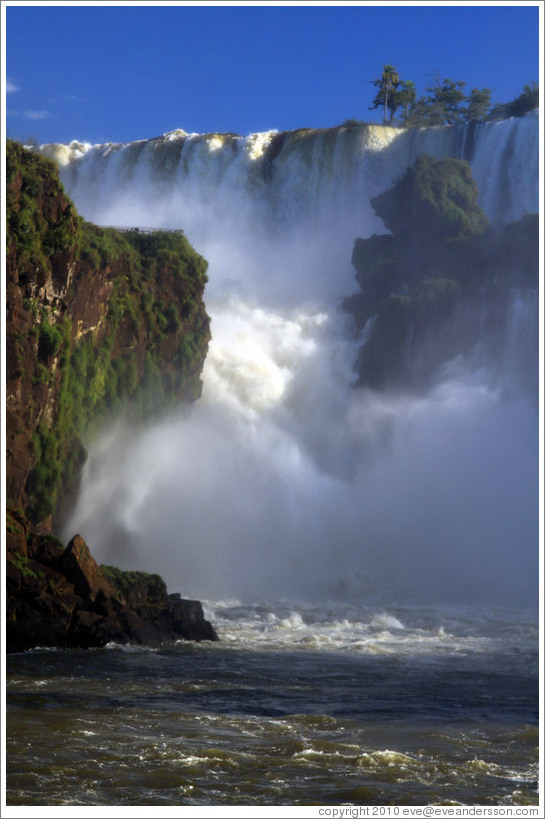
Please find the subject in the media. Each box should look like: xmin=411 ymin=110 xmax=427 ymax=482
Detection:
xmin=97 ymin=225 xmax=184 ymax=234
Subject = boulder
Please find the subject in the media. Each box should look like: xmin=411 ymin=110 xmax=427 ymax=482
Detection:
xmin=169 ymin=595 xmax=218 ymax=642
xmin=60 ymin=534 xmax=115 ymax=602
xmin=6 ymin=511 xmax=218 ymax=652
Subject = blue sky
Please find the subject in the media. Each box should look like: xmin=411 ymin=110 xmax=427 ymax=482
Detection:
xmin=3 ymin=1 xmax=541 ymax=145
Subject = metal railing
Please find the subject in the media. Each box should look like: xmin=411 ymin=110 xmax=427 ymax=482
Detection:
xmin=97 ymin=225 xmax=184 ymax=234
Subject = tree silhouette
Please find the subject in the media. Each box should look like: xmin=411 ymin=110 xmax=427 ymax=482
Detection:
xmin=370 ymin=64 xmax=400 ymax=123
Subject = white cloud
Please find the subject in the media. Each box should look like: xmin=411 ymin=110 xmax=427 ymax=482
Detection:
xmin=24 ymin=110 xmax=50 ymax=120
xmin=6 ymin=79 xmax=19 ymax=93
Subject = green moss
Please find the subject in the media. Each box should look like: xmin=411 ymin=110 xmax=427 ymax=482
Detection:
xmin=101 ymin=564 xmax=167 ymax=608
xmin=101 ymin=565 xmax=163 ymax=586
xmin=39 ymin=533 xmax=65 ymax=552
xmin=27 ymin=423 xmax=63 ymax=521
xmin=7 ymin=504 xmax=26 ymax=518
xmin=8 ymin=551 xmax=41 ymax=581
xmin=371 ymin=154 xmax=489 ymax=240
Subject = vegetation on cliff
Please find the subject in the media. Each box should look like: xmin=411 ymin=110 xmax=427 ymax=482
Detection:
xmin=6 ymin=139 xmax=211 ymax=527
xmin=6 ymin=141 xmax=80 ymax=269
xmin=370 ymin=155 xmax=489 ymax=240
xmin=346 ymin=154 xmax=538 ymax=389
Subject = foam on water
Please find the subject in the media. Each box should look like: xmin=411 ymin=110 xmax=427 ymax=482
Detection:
xmin=201 ymin=599 xmax=537 ymax=658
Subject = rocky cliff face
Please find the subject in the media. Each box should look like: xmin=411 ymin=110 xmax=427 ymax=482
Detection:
xmin=6 ymin=140 xmax=211 ymax=529
xmin=6 ymin=141 xmax=217 ymax=650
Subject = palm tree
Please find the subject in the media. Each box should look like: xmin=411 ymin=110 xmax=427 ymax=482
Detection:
xmin=370 ymin=64 xmax=400 ymax=123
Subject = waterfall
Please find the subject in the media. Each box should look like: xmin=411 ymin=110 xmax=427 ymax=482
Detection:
xmin=48 ymin=113 xmax=539 ymax=606
xmin=469 ymin=111 xmax=540 ymax=227
xmin=42 ymin=111 xmax=538 ymax=236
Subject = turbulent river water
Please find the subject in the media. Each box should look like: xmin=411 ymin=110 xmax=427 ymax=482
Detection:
xmin=6 ymin=114 xmax=541 ymax=809
xmin=6 ymin=602 xmax=539 ymax=807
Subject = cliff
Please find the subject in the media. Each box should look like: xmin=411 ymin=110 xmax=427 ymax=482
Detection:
xmin=6 ymin=139 xmax=211 ymax=528
xmin=6 ymin=140 xmax=217 ymax=649
xmin=346 ymin=154 xmax=539 ymax=391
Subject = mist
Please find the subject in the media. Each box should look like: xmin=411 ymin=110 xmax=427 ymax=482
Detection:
xmin=56 ymin=120 xmax=539 ymax=609
xmin=64 ymin=357 xmax=538 ymax=608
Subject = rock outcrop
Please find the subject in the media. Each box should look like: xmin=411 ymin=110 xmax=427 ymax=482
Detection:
xmin=6 ymin=505 xmax=218 ymax=652
xmin=345 ymin=155 xmax=539 ymax=390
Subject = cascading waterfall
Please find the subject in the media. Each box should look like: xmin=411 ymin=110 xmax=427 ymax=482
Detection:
xmin=43 ymin=112 xmax=539 ymax=607
xmin=469 ymin=112 xmax=540 ymax=226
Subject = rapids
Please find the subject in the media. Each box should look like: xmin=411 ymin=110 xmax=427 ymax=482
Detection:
xmin=6 ymin=601 xmax=539 ymax=806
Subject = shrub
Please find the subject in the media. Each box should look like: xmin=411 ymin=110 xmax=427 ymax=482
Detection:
xmin=38 ymin=319 xmax=63 ymax=361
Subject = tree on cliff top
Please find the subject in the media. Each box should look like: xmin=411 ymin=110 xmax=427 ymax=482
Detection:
xmin=370 ymin=67 xmax=497 ymax=127
xmin=370 ymin=64 xmax=400 ymax=123
xmin=395 ymin=80 xmax=418 ymax=125
xmin=487 ymin=82 xmax=539 ymax=120
xmin=465 ymin=87 xmax=493 ymax=122
xmin=423 ymin=74 xmax=467 ymax=125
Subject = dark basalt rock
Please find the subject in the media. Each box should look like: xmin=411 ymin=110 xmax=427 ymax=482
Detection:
xmin=6 ymin=506 xmax=218 ymax=653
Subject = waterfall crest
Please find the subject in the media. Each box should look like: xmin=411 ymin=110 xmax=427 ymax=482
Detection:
xmin=52 ymin=113 xmax=539 ymax=606
xmin=42 ymin=111 xmax=538 ymax=237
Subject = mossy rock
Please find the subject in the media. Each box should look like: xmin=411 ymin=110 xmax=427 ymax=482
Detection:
xmin=371 ymin=154 xmax=489 ymax=240
xmin=348 ymin=155 xmax=537 ymax=390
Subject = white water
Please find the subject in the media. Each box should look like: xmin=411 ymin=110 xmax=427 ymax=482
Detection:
xmin=201 ymin=598 xmax=538 ymax=659
xmin=47 ymin=114 xmax=539 ymax=609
